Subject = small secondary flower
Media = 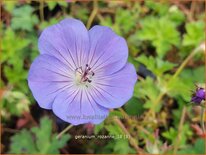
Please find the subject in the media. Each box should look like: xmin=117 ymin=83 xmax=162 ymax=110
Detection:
xmin=28 ymin=18 xmax=137 ymax=125
xmin=191 ymin=86 xmax=205 ymax=104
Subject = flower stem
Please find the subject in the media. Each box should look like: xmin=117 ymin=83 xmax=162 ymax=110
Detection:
xmin=201 ymin=106 xmax=205 ymax=133
xmin=201 ymin=107 xmax=205 ymax=133
xmin=173 ymin=106 xmax=187 ymax=154
xmin=56 ymin=124 xmax=73 ymax=139
xmin=172 ymin=47 xmax=199 ymax=79
xmin=147 ymin=46 xmax=200 ymax=118
xmin=113 ymin=117 xmax=144 ymax=154
xmin=40 ymin=0 xmax=44 ymax=22
xmin=86 ymin=0 xmax=98 ymax=29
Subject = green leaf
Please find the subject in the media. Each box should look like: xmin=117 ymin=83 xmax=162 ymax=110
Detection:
xmin=193 ymin=139 xmax=205 ymax=154
xmin=144 ymin=100 xmax=161 ymax=113
xmin=39 ymin=18 xmax=59 ymax=30
xmin=47 ymin=1 xmax=67 ymax=10
xmin=2 ymin=28 xmax=33 ymax=93
xmin=105 ymin=124 xmax=124 ymax=136
xmin=145 ymin=1 xmax=169 ymax=16
xmin=99 ymin=16 xmax=113 ymax=29
xmin=11 ymin=5 xmax=39 ymax=31
xmin=162 ymin=124 xmax=192 ymax=146
xmin=113 ymin=139 xmax=135 ymax=154
xmin=100 ymin=7 xmax=138 ymax=35
xmin=115 ymin=8 xmax=137 ymax=35
xmin=166 ymin=75 xmax=191 ymax=101
xmin=109 ymin=110 xmax=123 ymax=118
xmin=47 ymin=2 xmax=58 ymax=10
xmin=3 ymin=1 xmax=18 ymax=12
xmin=134 ymin=77 xmax=160 ymax=101
xmin=180 ymin=66 xmax=204 ymax=83
xmin=124 ymin=97 xmax=144 ymax=115
xmin=2 ymin=28 xmax=30 ymax=63
xmin=4 ymin=64 xmax=27 ymax=84
xmin=98 ymin=139 xmax=135 ymax=154
xmin=145 ymin=1 xmax=185 ymax=26
xmin=138 ymin=16 xmax=180 ymax=58
xmin=183 ymin=21 xmax=205 ymax=47
xmin=167 ymin=6 xmax=185 ymax=26
xmin=31 ymin=117 xmax=53 ymax=153
xmin=162 ymin=127 xmax=177 ymax=142
xmin=1 ymin=90 xmax=30 ymax=120
xmin=177 ymin=139 xmax=205 ymax=154
xmin=57 ymin=1 xmax=68 ymax=7
xmin=169 ymin=66 xmax=205 ymax=101
xmin=9 ymin=117 xmax=70 ymax=154
xmin=94 ymin=122 xmax=104 ymax=134
xmin=136 ymin=55 xmax=176 ymax=76
xmin=134 ymin=77 xmax=161 ymax=112
xmin=10 ymin=130 xmax=37 ymax=154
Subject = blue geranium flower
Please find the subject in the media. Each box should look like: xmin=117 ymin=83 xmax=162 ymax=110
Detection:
xmin=28 ymin=18 xmax=137 ymax=125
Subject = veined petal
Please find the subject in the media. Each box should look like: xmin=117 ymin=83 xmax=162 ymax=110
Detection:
xmin=52 ymin=88 xmax=109 ymax=125
xmin=88 ymin=26 xmax=128 ymax=75
xmin=29 ymin=18 xmax=137 ymax=125
xmin=91 ymin=63 xmax=137 ymax=109
xmin=28 ymin=54 xmax=74 ymax=109
xmin=38 ymin=18 xmax=90 ymax=70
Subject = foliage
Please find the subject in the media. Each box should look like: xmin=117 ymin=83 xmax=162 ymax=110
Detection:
xmin=177 ymin=139 xmax=205 ymax=154
xmin=162 ymin=124 xmax=192 ymax=146
xmin=46 ymin=1 xmax=68 ymax=11
xmin=183 ymin=21 xmax=205 ymax=47
xmin=11 ymin=5 xmax=39 ymax=31
xmin=1 ymin=90 xmax=30 ymax=120
xmin=9 ymin=117 xmax=70 ymax=154
xmin=138 ymin=16 xmax=180 ymax=58
xmin=99 ymin=5 xmax=139 ymax=36
xmin=136 ymin=55 xmax=177 ymax=77
xmin=2 ymin=28 xmax=30 ymax=92
xmin=1 ymin=0 xmax=205 ymax=154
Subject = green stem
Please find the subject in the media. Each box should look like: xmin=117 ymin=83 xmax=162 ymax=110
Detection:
xmin=172 ymin=46 xmax=199 ymax=79
xmin=201 ymin=107 xmax=205 ymax=136
xmin=113 ymin=117 xmax=144 ymax=154
xmin=148 ymin=46 xmax=200 ymax=117
xmin=201 ymin=106 xmax=205 ymax=133
xmin=173 ymin=106 xmax=187 ymax=154
xmin=86 ymin=0 xmax=98 ymax=29
xmin=56 ymin=124 xmax=73 ymax=139
xmin=40 ymin=0 xmax=44 ymax=22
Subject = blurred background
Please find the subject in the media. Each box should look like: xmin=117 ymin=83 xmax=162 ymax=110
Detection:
xmin=1 ymin=0 xmax=205 ymax=154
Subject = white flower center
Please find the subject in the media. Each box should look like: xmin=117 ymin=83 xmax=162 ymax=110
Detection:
xmin=75 ymin=64 xmax=95 ymax=87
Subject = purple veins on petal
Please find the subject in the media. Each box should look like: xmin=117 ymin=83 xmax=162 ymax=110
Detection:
xmin=28 ymin=54 xmax=75 ymax=109
xmin=88 ymin=26 xmax=128 ymax=75
xmin=52 ymin=89 xmax=109 ymax=125
xmin=38 ymin=18 xmax=90 ymax=70
xmin=91 ymin=63 xmax=137 ymax=109
xmin=28 ymin=18 xmax=137 ymax=125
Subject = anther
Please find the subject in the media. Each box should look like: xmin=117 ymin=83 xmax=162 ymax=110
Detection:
xmin=75 ymin=64 xmax=95 ymax=86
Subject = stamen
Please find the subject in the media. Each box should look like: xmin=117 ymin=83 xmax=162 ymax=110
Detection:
xmin=75 ymin=64 xmax=95 ymax=86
